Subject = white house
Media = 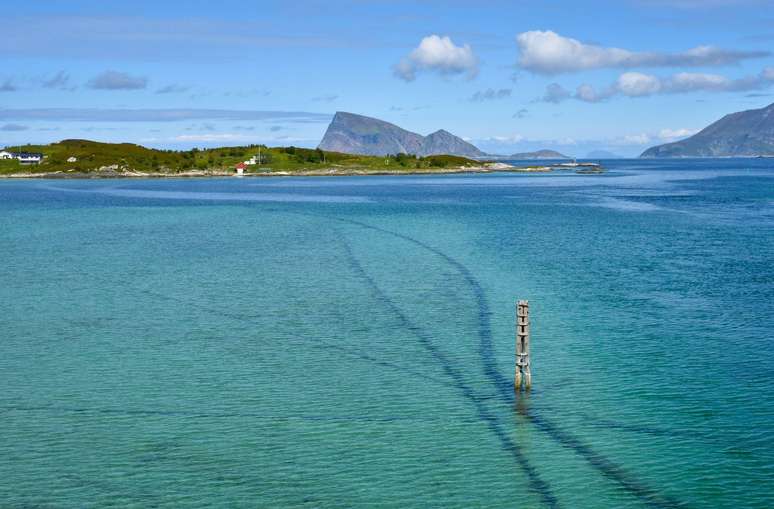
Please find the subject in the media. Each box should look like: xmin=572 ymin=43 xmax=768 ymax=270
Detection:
xmin=16 ymin=152 xmax=43 ymax=164
xmin=0 ymin=150 xmax=13 ymax=159
xmin=67 ymin=156 xmax=77 ymax=163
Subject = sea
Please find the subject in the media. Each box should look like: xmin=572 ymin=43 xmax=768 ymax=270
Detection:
xmin=1 ymin=159 xmax=772 ymax=508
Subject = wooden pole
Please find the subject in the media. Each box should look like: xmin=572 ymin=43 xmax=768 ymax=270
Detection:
xmin=515 ymin=300 xmax=531 ymax=391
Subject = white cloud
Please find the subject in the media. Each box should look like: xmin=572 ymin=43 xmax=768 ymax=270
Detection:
xmin=667 ymin=72 xmax=729 ymax=92
xmin=518 ymin=31 xmax=630 ymax=75
xmin=486 ymin=134 xmax=525 ymax=143
xmin=607 ymin=128 xmax=700 ymax=146
xmin=616 ymin=72 xmax=662 ymax=96
xmin=517 ymin=30 xmax=769 ymax=74
xmin=394 ymin=35 xmax=478 ymax=82
xmin=541 ymin=67 xmax=774 ymax=103
xmin=575 ymin=83 xmax=606 ymax=102
xmin=658 ymin=128 xmax=699 ymax=140
xmin=622 ymin=134 xmax=652 ymax=145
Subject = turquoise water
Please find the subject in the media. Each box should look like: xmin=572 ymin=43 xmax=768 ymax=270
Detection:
xmin=1 ymin=160 xmax=773 ymax=508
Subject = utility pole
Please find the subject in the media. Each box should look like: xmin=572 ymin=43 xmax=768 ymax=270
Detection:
xmin=515 ymin=300 xmax=532 ymax=391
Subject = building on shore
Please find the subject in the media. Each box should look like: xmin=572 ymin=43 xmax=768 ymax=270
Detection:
xmin=0 ymin=151 xmax=44 ymax=164
xmin=15 ymin=153 xmax=44 ymax=164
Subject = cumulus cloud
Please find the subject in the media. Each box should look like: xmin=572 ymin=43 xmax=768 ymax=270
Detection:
xmin=88 ymin=70 xmax=147 ymax=90
xmin=540 ymin=67 xmax=774 ymax=103
xmin=517 ymin=30 xmax=769 ymax=74
xmin=469 ymin=88 xmax=511 ymax=102
xmin=394 ymin=35 xmax=478 ymax=82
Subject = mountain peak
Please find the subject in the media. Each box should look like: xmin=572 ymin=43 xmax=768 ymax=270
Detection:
xmin=318 ymin=113 xmax=484 ymax=157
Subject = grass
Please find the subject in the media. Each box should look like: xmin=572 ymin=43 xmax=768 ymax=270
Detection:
xmin=0 ymin=140 xmax=485 ymax=176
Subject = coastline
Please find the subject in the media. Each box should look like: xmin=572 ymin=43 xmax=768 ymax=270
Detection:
xmin=0 ymin=162 xmax=591 ymax=179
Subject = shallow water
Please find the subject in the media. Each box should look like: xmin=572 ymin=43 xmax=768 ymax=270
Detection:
xmin=1 ymin=159 xmax=773 ymax=508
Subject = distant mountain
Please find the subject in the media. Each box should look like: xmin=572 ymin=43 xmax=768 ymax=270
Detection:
xmin=422 ymin=129 xmax=483 ymax=157
xmin=586 ymin=150 xmax=624 ymax=159
xmin=509 ymin=149 xmax=571 ymax=159
xmin=318 ymin=112 xmax=485 ymax=157
xmin=641 ymin=102 xmax=774 ymax=157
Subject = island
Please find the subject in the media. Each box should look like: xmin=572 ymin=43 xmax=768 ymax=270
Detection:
xmin=508 ymin=149 xmax=572 ymax=159
xmin=0 ymin=139 xmax=605 ymax=178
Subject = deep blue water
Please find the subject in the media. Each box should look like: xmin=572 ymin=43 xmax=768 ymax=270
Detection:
xmin=1 ymin=159 xmax=773 ymax=508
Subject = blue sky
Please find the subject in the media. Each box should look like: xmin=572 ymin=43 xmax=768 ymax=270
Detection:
xmin=1 ymin=0 xmax=773 ymax=156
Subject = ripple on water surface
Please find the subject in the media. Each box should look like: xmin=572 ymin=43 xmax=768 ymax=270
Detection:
xmin=0 ymin=160 xmax=773 ymax=508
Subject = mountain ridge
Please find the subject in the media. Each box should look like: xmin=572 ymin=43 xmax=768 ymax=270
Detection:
xmin=641 ymin=102 xmax=774 ymax=157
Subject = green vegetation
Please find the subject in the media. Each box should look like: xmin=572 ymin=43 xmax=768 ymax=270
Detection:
xmin=0 ymin=159 xmax=22 ymax=174
xmin=0 ymin=139 xmax=485 ymax=176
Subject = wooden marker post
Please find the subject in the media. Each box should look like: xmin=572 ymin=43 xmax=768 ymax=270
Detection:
xmin=515 ymin=300 xmax=531 ymax=391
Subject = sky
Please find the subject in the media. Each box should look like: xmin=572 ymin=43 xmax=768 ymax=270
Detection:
xmin=2 ymin=0 xmax=774 ymax=157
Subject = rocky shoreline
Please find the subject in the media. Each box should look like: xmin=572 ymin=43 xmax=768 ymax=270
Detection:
xmin=0 ymin=162 xmax=602 ymax=179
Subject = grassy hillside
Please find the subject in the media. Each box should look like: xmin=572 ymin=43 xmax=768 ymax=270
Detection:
xmin=0 ymin=139 xmax=483 ymax=175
